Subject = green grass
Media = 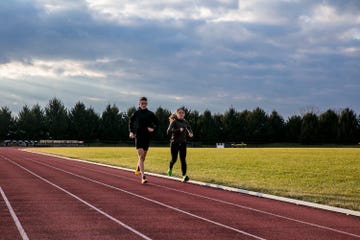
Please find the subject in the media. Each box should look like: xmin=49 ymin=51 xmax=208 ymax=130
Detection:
xmin=28 ymin=147 xmax=360 ymax=211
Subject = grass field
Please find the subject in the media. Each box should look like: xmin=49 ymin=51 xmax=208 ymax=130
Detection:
xmin=28 ymin=147 xmax=360 ymax=211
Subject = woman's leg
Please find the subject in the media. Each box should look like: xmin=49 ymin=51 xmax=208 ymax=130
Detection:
xmin=179 ymin=143 xmax=187 ymax=176
xmin=169 ymin=142 xmax=179 ymax=170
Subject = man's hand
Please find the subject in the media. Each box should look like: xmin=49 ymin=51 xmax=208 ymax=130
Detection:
xmin=129 ymin=132 xmax=135 ymax=139
xmin=147 ymin=127 xmax=154 ymax=133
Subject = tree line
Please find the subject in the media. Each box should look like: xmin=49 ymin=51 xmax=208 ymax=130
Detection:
xmin=1 ymin=97 xmax=359 ymax=145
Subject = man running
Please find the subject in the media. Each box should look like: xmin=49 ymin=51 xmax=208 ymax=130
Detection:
xmin=129 ymin=97 xmax=159 ymax=184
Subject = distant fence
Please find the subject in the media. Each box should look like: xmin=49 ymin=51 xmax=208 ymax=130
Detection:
xmin=230 ymin=142 xmax=247 ymax=148
xmin=38 ymin=140 xmax=84 ymax=147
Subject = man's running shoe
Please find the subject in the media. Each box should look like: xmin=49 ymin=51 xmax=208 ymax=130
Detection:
xmin=167 ymin=168 xmax=172 ymax=176
xmin=141 ymin=176 xmax=148 ymax=184
xmin=135 ymin=165 xmax=140 ymax=175
xmin=182 ymin=175 xmax=189 ymax=182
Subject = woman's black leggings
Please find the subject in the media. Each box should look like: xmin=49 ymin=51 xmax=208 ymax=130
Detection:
xmin=169 ymin=142 xmax=187 ymax=176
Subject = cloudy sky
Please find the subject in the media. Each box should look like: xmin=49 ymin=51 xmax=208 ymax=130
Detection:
xmin=1 ymin=0 xmax=359 ymax=118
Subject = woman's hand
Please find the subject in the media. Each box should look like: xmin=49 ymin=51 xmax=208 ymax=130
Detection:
xmin=129 ymin=132 xmax=135 ymax=139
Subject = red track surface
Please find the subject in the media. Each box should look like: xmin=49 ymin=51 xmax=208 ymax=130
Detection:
xmin=1 ymin=147 xmax=359 ymax=240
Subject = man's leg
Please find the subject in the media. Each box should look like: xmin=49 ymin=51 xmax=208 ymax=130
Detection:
xmin=137 ymin=148 xmax=147 ymax=178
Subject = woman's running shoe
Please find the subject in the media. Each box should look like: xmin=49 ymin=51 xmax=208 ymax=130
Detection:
xmin=182 ymin=175 xmax=189 ymax=182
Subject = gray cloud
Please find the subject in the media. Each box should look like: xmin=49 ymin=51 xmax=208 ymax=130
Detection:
xmin=0 ymin=0 xmax=359 ymax=118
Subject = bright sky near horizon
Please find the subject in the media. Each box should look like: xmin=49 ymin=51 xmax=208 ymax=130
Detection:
xmin=1 ymin=0 xmax=359 ymax=118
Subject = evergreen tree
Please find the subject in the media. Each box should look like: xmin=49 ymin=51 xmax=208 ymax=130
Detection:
xmin=338 ymin=108 xmax=358 ymax=144
xmin=69 ymin=102 xmax=100 ymax=141
xmin=223 ymin=107 xmax=239 ymax=142
xmin=285 ymin=115 xmax=302 ymax=143
xmin=99 ymin=104 xmax=123 ymax=141
xmin=154 ymin=107 xmax=172 ymax=141
xmin=31 ymin=104 xmax=46 ymax=140
xmin=319 ymin=109 xmax=338 ymax=144
xmin=247 ymin=107 xmax=268 ymax=143
xmin=17 ymin=105 xmax=34 ymax=139
xmin=300 ymin=113 xmax=319 ymax=144
xmin=14 ymin=104 xmax=45 ymax=140
xmin=1 ymin=97 xmax=360 ymax=145
xmin=0 ymin=107 xmax=14 ymax=140
xmin=267 ymin=110 xmax=285 ymax=143
xmin=237 ymin=110 xmax=250 ymax=142
xmin=185 ymin=109 xmax=200 ymax=143
xmin=199 ymin=110 xmax=219 ymax=144
xmin=44 ymin=98 xmax=69 ymax=140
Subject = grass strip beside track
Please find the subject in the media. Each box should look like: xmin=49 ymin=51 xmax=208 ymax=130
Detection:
xmin=28 ymin=147 xmax=360 ymax=211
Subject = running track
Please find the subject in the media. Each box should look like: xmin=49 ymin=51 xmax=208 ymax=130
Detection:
xmin=0 ymin=148 xmax=359 ymax=240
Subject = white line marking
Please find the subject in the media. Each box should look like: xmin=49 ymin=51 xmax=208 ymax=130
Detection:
xmin=0 ymin=187 xmax=30 ymax=240
xmin=156 ymin=185 xmax=360 ymax=238
xmin=20 ymin=156 xmax=266 ymax=240
xmin=23 ymin=153 xmax=360 ymax=239
xmin=26 ymin=149 xmax=360 ymax=217
xmin=66 ymin=162 xmax=360 ymax=239
xmin=2 ymin=157 xmax=152 ymax=240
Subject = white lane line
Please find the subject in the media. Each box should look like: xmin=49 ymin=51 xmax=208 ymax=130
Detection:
xmin=25 ymin=149 xmax=360 ymax=217
xmin=28 ymin=155 xmax=360 ymax=239
xmin=3 ymin=157 xmax=152 ymax=240
xmin=154 ymin=185 xmax=360 ymax=238
xmin=26 ymin=155 xmax=360 ymax=238
xmin=22 ymin=156 xmax=266 ymax=240
xmin=0 ymin=187 xmax=30 ymax=240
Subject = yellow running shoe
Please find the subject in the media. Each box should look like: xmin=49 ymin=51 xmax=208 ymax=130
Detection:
xmin=141 ymin=176 xmax=148 ymax=184
xmin=135 ymin=165 xmax=140 ymax=175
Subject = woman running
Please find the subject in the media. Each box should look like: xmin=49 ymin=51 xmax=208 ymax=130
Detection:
xmin=167 ymin=107 xmax=193 ymax=182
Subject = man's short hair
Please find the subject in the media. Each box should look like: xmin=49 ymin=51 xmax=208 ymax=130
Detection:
xmin=139 ymin=96 xmax=147 ymax=102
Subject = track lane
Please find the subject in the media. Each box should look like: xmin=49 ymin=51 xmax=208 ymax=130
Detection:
xmin=46 ymin=155 xmax=360 ymax=236
xmin=28 ymin=154 xmax=360 ymax=240
xmin=19 ymin=148 xmax=360 ymax=239
xmin=0 ymin=153 xmax=150 ymax=240
xmin=1 ymin=148 xmax=359 ymax=240
xmin=0 ymin=187 xmax=28 ymax=240
xmin=1 ymin=149 xmax=263 ymax=240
